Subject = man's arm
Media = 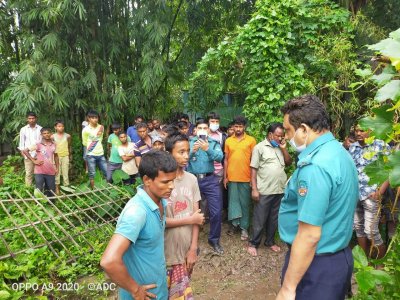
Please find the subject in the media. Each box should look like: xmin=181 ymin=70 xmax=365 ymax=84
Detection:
xmin=280 ymin=140 xmax=292 ymax=166
xmin=277 ymin=222 xmax=321 ymax=300
xmin=166 ymin=209 xmax=204 ymax=228
xmin=67 ymin=134 xmax=72 ymax=160
xmin=223 ymin=152 xmax=229 ymax=189
xmin=54 ymin=153 xmax=59 ymax=174
xmin=186 ymin=201 xmax=200 ymax=273
xmin=100 ymin=234 xmax=156 ymax=300
xmin=250 ymin=167 xmax=259 ymax=201
xmin=18 ymin=128 xmax=26 ymax=156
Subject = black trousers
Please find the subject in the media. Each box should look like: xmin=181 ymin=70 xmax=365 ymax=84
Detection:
xmin=249 ymin=193 xmax=283 ymax=247
xmin=35 ymin=174 xmax=56 ymax=197
xmin=281 ymin=247 xmax=353 ymax=300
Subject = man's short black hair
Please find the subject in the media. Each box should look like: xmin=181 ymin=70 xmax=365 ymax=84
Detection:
xmin=162 ymin=125 xmax=179 ymax=137
xmin=207 ymin=112 xmax=220 ymax=122
xmin=139 ymin=150 xmax=178 ymax=180
xmin=195 ymin=118 xmax=208 ymax=127
xmin=281 ymin=94 xmax=330 ymax=131
xmin=54 ymin=119 xmax=64 ymax=126
xmin=177 ymin=121 xmax=188 ymax=129
xmin=228 ymin=121 xmax=234 ymax=128
xmin=135 ymin=115 xmax=144 ymax=121
xmin=165 ymin=133 xmax=189 ymax=152
xmin=26 ymin=112 xmax=37 ymax=118
xmin=136 ymin=122 xmax=148 ymax=130
xmin=118 ymin=131 xmax=127 ymax=136
xmin=111 ymin=123 xmax=121 ymax=130
xmin=233 ymin=115 xmax=247 ymax=126
xmin=40 ymin=127 xmax=52 ymax=133
xmin=180 ymin=113 xmax=189 ymax=121
xmin=87 ymin=110 xmax=99 ymax=118
xmin=267 ymin=122 xmax=284 ymax=134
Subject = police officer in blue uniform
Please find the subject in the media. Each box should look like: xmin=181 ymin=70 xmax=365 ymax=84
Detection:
xmin=276 ymin=95 xmax=358 ymax=300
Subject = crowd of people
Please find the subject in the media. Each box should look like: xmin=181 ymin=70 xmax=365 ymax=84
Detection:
xmin=16 ymin=94 xmax=399 ymax=300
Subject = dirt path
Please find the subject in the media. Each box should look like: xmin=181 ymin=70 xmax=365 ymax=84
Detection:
xmin=191 ymin=223 xmax=286 ymax=300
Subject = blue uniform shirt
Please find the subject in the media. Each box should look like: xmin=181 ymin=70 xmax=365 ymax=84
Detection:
xmin=115 ymin=186 xmax=168 ymax=300
xmin=279 ymin=132 xmax=358 ymax=254
xmin=187 ymin=136 xmax=223 ymax=174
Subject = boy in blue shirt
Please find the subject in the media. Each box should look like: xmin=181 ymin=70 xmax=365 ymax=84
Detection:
xmin=101 ymin=150 xmax=177 ymax=300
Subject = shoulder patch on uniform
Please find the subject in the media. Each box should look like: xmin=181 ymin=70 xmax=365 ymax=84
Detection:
xmin=298 ymin=180 xmax=308 ymax=197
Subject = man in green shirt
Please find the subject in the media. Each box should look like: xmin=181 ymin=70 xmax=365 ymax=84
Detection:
xmin=277 ymin=95 xmax=358 ymax=300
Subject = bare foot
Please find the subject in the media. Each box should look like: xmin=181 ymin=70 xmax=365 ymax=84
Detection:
xmin=270 ymin=245 xmax=281 ymax=253
xmin=247 ymin=246 xmax=257 ymax=257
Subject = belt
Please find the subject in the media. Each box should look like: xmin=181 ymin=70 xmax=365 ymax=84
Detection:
xmin=194 ymin=173 xmax=213 ymax=179
xmin=286 ymin=243 xmax=346 ymax=257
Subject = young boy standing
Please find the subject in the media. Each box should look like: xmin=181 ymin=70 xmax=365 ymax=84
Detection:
xmin=82 ymin=110 xmax=107 ymax=189
xmin=24 ymin=127 xmax=59 ymax=197
xmin=164 ymin=133 xmax=205 ymax=299
xmin=118 ymin=132 xmax=141 ymax=185
xmin=107 ymin=123 xmax=128 ymax=183
xmin=53 ymin=120 xmax=71 ymax=194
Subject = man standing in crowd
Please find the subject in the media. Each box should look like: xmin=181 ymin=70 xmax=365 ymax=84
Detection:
xmin=180 ymin=113 xmax=195 ymax=136
xmin=127 ymin=115 xmax=144 ymax=144
xmin=247 ymin=123 xmax=292 ymax=256
xmin=349 ymin=124 xmax=390 ymax=259
xmin=107 ymin=123 xmax=127 ymax=183
xmin=224 ymin=116 xmax=256 ymax=241
xmin=101 ymin=150 xmax=177 ymax=300
xmin=277 ymin=95 xmax=358 ymax=300
xmin=208 ymin=112 xmax=228 ymax=220
xmin=135 ymin=123 xmax=153 ymax=156
xmin=187 ymin=119 xmax=224 ymax=254
xmin=149 ymin=118 xmax=164 ymax=139
xmin=82 ymin=110 xmax=107 ymax=189
xmin=18 ymin=112 xmax=42 ymax=186
xmin=24 ymin=127 xmax=59 ymax=197
xmin=53 ymin=120 xmax=72 ymax=194
xmin=147 ymin=120 xmax=154 ymax=132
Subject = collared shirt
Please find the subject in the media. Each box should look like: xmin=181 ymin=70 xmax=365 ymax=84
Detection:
xmin=135 ymin=138 xmax=152 ymax=156
xmin=126 ymin=125 xmax=140 ymax=144
xmin=30 ymin=140 xmax=57 ymax=175
xmin=250 ymin=139 xmax=287 ymax=195
xmin=187 ymin=136 xmax=223 ymax=174
xmin=225 ymin=133 xmax=257 ymax=182
xmin=348 ymin=140 xmax=391 ymax=201
xmin=115 ymin=186 xmax=168 ymax=300
xmin=278 ymin=132 xmax=358 ymax=254
xmin=18 ymin=124 xmax=42 ymax=158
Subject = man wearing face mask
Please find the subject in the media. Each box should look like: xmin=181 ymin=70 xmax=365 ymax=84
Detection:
xmin=247 ymin=123 xmax=292 ymax=257
xmin=208 ymin=112 xmax=228 ymax=218
xmin=276 ymin=95 xmax=358 ymax=300
xmin=187 ymin=119 xmax=224 ymax=254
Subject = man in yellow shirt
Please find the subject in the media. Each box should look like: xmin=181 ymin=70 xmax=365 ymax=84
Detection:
xmin=53 ymin=120 xmax=72 ymax=194
xmin=224 ymin=116 xmax=256 ymax=241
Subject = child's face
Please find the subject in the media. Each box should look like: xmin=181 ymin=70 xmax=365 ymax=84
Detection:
xmin=171 ymin=141 xmax=189 ymax=168
xmin=88 ymin=116 xmax=98 ymax=125
xmin=119 ymin=134 xmax=128 ymax=144
xmin=153 ymin=141 xmax=164 ymax=151
xmin=41 ymin=130 xmax=52 ymax=140
xmin=55 ymin=123 xmax=64 ymax=133
xmin=113 ymin=128 xmax=121 ymax=135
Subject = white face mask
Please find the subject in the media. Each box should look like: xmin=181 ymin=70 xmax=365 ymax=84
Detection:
xmin=209 ymin=123 xmax=219 ymax=132
xmin=289 ymin=128 xmax=308 ymax=152
xmin=197 ymin=129 xmax=208 ymax=139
